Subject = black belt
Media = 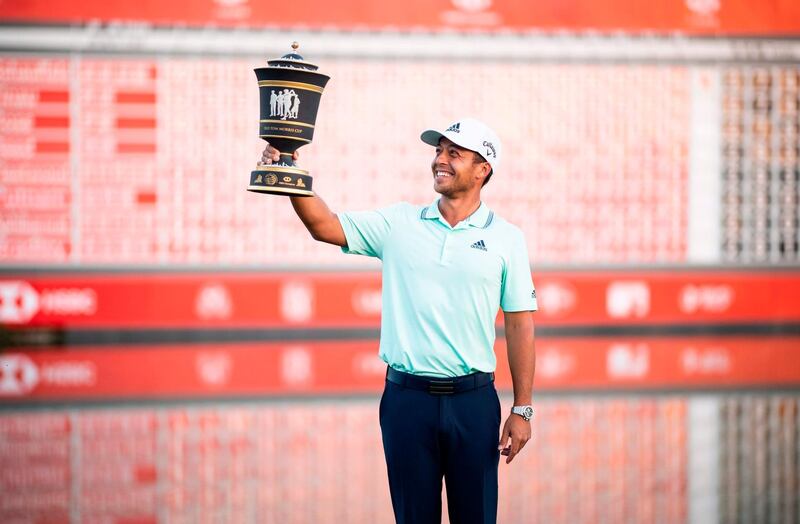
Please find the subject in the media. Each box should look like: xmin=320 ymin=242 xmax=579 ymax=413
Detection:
xmin=386 ymin=367 xmax=494 ymax=395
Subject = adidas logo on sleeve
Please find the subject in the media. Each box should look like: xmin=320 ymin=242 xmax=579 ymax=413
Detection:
xmin=470 ymin=240 xmax=487 ymax=251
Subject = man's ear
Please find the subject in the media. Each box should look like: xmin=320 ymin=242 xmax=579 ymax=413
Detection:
xmin=479 ymin=162 xmax=491 ymax=180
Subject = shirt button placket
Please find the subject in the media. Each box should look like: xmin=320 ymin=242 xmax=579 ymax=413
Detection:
xmin=440 ymin=230 xmax=453 ymax=264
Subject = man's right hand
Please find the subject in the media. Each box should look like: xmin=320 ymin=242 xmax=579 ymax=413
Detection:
xmin=260 ymin=142 xmax=347 ymax=247
xmin=260 ymin=143 xmax=299 ymax=165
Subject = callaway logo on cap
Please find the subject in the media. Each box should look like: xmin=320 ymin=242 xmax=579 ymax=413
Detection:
xmin=420 ymin=117 xmax=502 ymax=173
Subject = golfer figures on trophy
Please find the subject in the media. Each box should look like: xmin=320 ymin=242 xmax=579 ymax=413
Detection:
xmin=248 ymin=42 xmax=330 ymax=197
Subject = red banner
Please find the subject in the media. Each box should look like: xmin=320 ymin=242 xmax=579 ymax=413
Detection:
xmin=1 ymin=0 xmax=799 ymax=35
xmin=0 ymin=271 xmax=797 ymax=328
xmin=1 ymin=337 xmax=798 ymax=400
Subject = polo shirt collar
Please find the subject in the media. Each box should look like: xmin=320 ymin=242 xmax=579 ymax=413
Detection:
xmin=421 ymin=198 xmax=494 ymax=229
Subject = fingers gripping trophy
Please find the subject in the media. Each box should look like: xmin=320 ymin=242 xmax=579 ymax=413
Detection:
xmin=248 ymin=42 xmax=330 ymax=197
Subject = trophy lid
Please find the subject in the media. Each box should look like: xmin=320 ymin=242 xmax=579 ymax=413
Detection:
xmin=267 ymin=42 xmax=320 ymax=72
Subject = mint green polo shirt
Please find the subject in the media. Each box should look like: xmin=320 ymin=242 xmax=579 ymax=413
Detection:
xmin=338 ymin=198 xmax=538 ymax=378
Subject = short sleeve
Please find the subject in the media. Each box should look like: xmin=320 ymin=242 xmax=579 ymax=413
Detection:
xmin=500 ymin=231 xmax=538 ymax=312
xmin=338 ymin=203 xmax=407 ymax=259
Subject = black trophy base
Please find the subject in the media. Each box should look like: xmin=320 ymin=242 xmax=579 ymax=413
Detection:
xmin=248 ymin=165 xmax=314 ymax=197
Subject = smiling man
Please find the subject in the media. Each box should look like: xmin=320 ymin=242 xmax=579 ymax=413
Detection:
xmin=262 ymin=117 xmax=538 ymax=524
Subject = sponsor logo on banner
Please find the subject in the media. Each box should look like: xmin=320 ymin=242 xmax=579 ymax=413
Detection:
xmin=0 ymin=281 xmax=40 ymax=324
xmin=679 ymin=285 xmax=734 ymax=314
xmin=195 ymin=283 xmax=233 ymax=320
xmin=352 ymin=287 xmax=382 ymax=316
xmin=352 ymin=352 xmax=386 ymax=377
xmin=442 ymin=0 xmax=500 ymax=25
xmin=41 ymin=361 xmax=96 ymax=387
xmin=685 ymin=0 xmax=720 ymax=17
xmin=1 ymin=355 xmax=98 ymax=396
xmin=0 ymin=354 xmax=39 ymax=396
xmin=681 ymin=346 xmax=731 ymax=375
xmin=0 ymin=280 xmax=39 ymax=324
xmin=196 ymin=352 xmax=233 ymax=386
xmin=537 ymin=346 xmax=575 ymax=379
xmin=213 ymin=0 xmax=251 ymax=20
xmin=606 ymin=281 xmax=650 ymax=319
xmin=0 ymin=281 xmax=97 ymax=324
xmin=452 ymin=0 xmax=492 ymax=12
xmin=40 ymin=288 xmax=96 ymax=316
xmin=606 ymin=344 xmax=649 ymax=379
xmin=282 ymin=346 xmax=312 ymax=386
xmin=280 ymin=281 xmax=313 ymax=323
xmin=537 ymin=280 xmax=577 ymax=317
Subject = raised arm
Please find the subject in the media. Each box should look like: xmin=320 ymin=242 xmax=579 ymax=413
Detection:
xmin=262 ymin=144 xmax=347 ymax=247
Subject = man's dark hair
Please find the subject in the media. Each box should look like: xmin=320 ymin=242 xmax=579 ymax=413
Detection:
xmin=473 ymin=152 xmax=493 ymax=187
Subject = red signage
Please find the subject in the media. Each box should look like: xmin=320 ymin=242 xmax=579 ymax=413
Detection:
xmin=1 ymin=0 xmax=799 ymax=35
xmin=0 ymin=271 xmax=797 ymax=328
xmin=1 ymin=337 xmax=798 ymax=400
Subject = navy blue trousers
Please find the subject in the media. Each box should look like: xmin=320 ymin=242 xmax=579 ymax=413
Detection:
xmin=379 ymin=376 xmax=501 ymax=524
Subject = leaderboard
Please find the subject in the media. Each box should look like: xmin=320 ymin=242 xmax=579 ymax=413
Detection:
xmin=1 ymin=56 xmax=328 ymax=266
xmin=2 ymin=56 xmax=696 ymax=266
xmin=2 ymin=59 xmax=72 ymax=262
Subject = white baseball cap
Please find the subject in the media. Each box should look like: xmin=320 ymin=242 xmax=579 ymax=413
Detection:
xmin=420 ymin=117 xmax=502 ymax=173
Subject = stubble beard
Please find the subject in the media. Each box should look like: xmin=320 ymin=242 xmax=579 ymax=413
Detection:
xmin=433 ymin=174 xmax=473 ymax=199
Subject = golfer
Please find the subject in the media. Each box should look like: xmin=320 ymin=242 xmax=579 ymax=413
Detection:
xmin=263 ymin=117 xmax=537 ymax=524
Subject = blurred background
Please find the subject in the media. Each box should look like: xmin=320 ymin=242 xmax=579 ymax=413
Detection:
xmin=1 ymin=1 xmax=799 ymax=523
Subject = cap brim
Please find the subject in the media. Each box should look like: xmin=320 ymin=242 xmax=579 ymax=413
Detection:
xmin=420 ymin=129 xmax=445 ymax=147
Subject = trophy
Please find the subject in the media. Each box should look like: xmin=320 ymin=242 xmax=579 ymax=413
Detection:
xmin=248 ymin=42 xmax=330 ymax=197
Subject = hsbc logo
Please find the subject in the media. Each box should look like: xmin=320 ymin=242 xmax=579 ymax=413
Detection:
xmin=0 ymin=355 xmax=95 ymax=397
xmin=0 ymin=354 xmax=40 ymax=396
xmin=0 ymin=280 xmax=97 ymax=324
xmin=0 ymin=281 xmax=40 ymax=324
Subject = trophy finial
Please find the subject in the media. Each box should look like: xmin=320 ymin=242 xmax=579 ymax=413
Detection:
xmin=270 ymin=42 xmax=319 ymax=71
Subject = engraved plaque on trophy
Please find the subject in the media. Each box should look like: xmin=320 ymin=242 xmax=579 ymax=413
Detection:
xmin=247 ymin=42 xmax=330 ymax=197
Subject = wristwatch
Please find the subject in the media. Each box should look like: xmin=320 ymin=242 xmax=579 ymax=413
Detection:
xmin=511 ymin=405 xmax=534 ymax=422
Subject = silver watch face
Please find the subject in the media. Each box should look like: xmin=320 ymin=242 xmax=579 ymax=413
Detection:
xmin=513 ymin=406 xmax=534 ymax=420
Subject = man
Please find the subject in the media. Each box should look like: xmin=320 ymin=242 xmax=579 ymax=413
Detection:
xmin=262 ymin=117 xmax=537 ymax=524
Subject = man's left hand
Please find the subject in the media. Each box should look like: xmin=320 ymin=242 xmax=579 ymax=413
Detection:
xmin=497 ymin=414 xmax=531 ymax=464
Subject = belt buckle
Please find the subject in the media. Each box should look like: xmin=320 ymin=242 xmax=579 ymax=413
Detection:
xmin=428 ymin=379 xmax=455 ymax=395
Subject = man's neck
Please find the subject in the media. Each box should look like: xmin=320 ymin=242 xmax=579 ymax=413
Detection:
xmin=437 ymin=194 xmax=482 ymax=227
